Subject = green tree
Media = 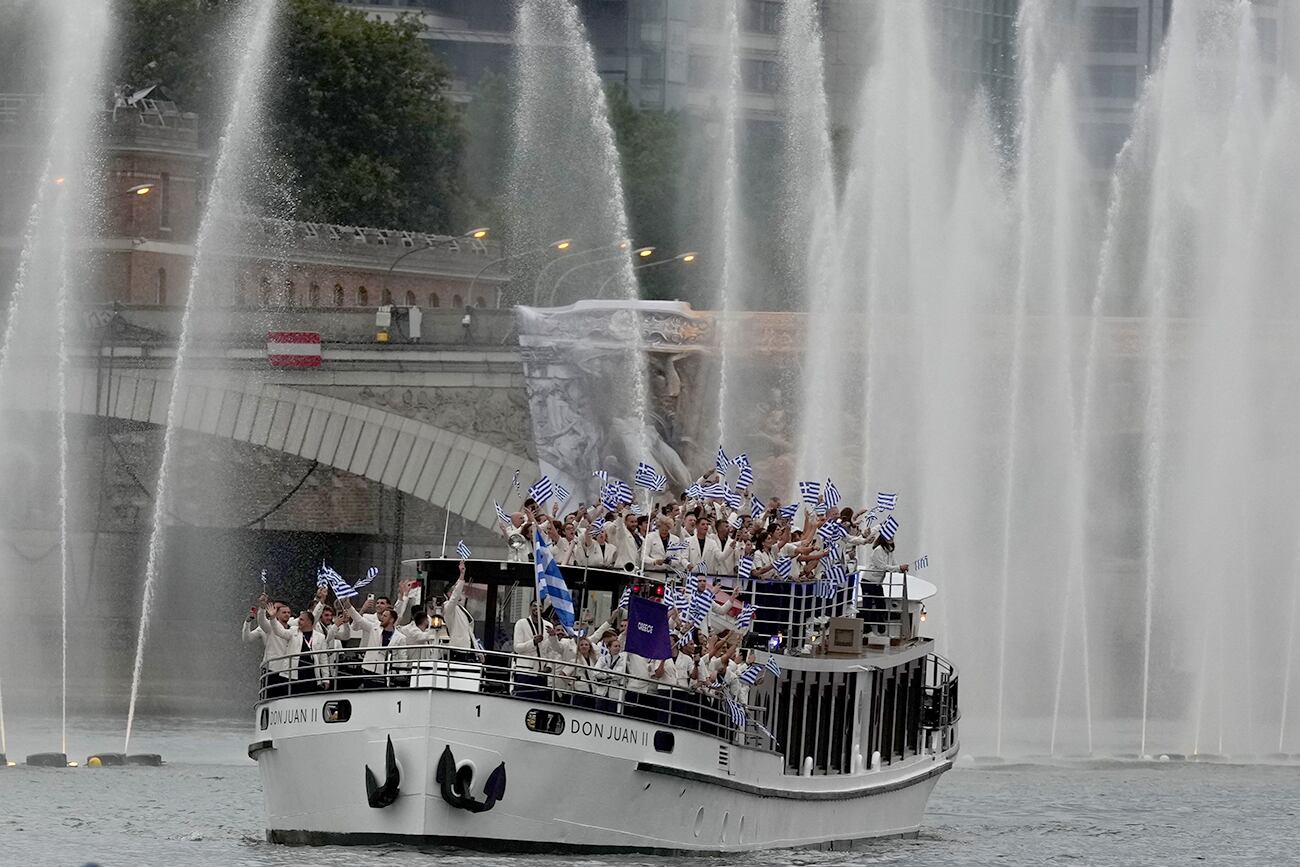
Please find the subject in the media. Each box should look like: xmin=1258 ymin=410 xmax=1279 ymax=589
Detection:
xmin=116 ymin=0 xmax=465 ymax=232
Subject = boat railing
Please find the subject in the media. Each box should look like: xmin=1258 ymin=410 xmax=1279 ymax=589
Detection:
xmin=257 ymin=645 xmax=778 ymax=752
xmin=921 ymin=652 xmax=960 ymax=754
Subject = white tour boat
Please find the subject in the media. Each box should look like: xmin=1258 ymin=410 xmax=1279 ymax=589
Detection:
xmin=250 ymin=557 xmax=959 ymax=854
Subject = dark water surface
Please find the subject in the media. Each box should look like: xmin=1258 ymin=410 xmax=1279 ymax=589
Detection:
xmin=2 ymin=718 xmax=1297 ymax=866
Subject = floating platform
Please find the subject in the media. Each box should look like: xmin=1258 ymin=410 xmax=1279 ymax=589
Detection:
xmin=127 ymin=753 xmax=163 ymax=766
xmin=25 ymin=752 xmax=69 ymax=767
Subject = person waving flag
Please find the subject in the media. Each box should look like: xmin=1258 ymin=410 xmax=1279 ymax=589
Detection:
xmin=534 ymin=529 xmax=575 ymax=630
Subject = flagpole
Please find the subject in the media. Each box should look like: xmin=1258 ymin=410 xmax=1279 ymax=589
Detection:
xmin=440 ymin=507 xmax=450 ymax=558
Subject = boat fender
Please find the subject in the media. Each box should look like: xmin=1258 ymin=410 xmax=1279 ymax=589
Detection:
xmin=364 ymin=735 xmax=401 ymax=808
xmin=435 ymin=744 xmax=507 ymax=814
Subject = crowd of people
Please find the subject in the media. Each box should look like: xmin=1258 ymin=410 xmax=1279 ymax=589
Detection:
xmin=245 ymin=460 xmax=912 ymax=737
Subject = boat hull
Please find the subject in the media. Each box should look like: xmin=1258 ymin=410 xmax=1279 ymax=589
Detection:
xmin=253 ymin=687 xmax=953 ymax=854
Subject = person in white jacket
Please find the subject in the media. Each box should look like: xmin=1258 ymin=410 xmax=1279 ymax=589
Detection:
xmin=241 ymin=607 xmax=262 ymax=646
xmin=642 ymin=517 xmax=682 ymax=575
xmin=577 ymin=524 xmax=619 ymax=568
xmin=344 ymin=599 xmax=408 ymax=686
xmin=707 ymin=521 xmax=739 ymax=582
xmin=862 ymin=532 xmax=908 ymax=634
xmin=255 ymin=596 xmax=296 ymax=697
xmin=606 ymin=511 xmax=644 ymax=572
xmin=541 ymin=622 xmax=577 ymax=696
xmin=512 ymin=601 xmax=549 ymax=698
xmin=567 ymin=636 xmax=604 ymax=710
xmin=595 ymin=636 xmax=627 ymax=713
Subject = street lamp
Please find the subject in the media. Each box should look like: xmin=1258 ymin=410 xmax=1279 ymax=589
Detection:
xmin=125 ymin=183 xmax=154 ymax=197
xmin=467 ymin=237 xmax=575 ymax=307
xmin=595 ymin=251 xmax=699 ymax=299
xmin=548 ymin=247 xmax=655 ymax=306
xmin=530 ymin=239 xmax=637 ymax=305
xmin=381 ymin=227 xmax=490 ymax=300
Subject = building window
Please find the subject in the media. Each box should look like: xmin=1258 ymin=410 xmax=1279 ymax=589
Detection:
xmin=334 ymin=284 xmax=345 ymax=307
xmin=741 ymin=0 xmax=782 ymax=34
xmin=740 ymin=58 xmax=781 ymax=94
xmin=405 ymin=290 xmax=416 ymax=306
xmin=1086 ymin=7 xmax=1139 ymax=54
xmin=688 ymin=54 xmax=720 ymax=88
xmin=428 ymin=293 xmax=440 ymax=308
xmin=1086 ymin=64 xmax=1139 ymax=100
xmin=452 ymin=293 xmax=463 ymax=307
xmin=381 ymin=287 xmax=393 ymax=305
xmin=159 ymin=172 xmax=172 ymax=230
xmin=308 ymin=282 xmax=321 ymax=306
xmin=282 ymin=280 xmax=295 ymax=307
xmin=357 ymin=286 xmax=369 ymax=306
xmin=157 ymin=268 xmax=167 ymax=305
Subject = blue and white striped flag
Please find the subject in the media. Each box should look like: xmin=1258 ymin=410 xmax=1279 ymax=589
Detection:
xmin=677 ymin=629 xmax=694 ymax=648
xmin=456 ymin=540 xmax=472 ymax=560
xmin=723 ymin=488 xmax=741 ymax=509
xmin=555 ymin=482 xmax=571 ymax=505
xmin=913 ymin=555 xmax=929 ymax=570
xmin=737 ymin=556 xmax=753 ymax=580
xmin=798 ymin=481 xmax=821 ymax=505
xmin=533 ymin=529 xmax=575 ymax=629
xmin=817 ymin=520 xmax=847 ymax=545
xmin=631 ymin=503 xmax=645 ymax=516
xmin=725 ymin=698 xmax=747 ymax=728
xmin=511 ymin=469 xmax=521 ymax=493
xmin=750 ymin=496 xmax=765 ymax=520
xmin=764 ymin=656 xmax=780 ymax=677
xmin=879 ymin=515 xmax=900 ymax=541
xmin=687 ymin=588 xmax=711 ymax=625
xmin=592 ymin=469 xmax=609 ymax=483
xmin=715 ymin=446 xmax=729 ymax=475
xmin=736 ymin=603 xmax=756 ymax=631
xmin=588 ymin=517 xmax=607 ymax=534
xmin=739 ymin=664 xmax=763 ymax=685
xmin=494 ymin=501 xmax=511 ymax=526
xmin=773 ymin=557 xmax=793 ymax=579
xmin=320 ymin=564 xmax=357 ymax=600
xmin=727 ymin=511 xmax=742 ymax=530
xmin=702 ymin=482 xmax=728 ymax=500
xmin=528 ymin=475 xmax=554 ymax=505
xmin=634 ymin=461 xmax=667 ymax=491
xmin=824 ymin=479 xmax=841 ymax=509
xmin=815 ymin=576 xmax=836 ymax=598
xmin=736 ymin=464 xmax=754 ymax=490
xmin=732 ymin=452 xmax=750 ymax=470
xmin=777 ymin=503 xmax=799 ymax=520
xmin=605 ymin=479 xmax=634 ymax=505
xmin=686 ymin=482 xmax=704 ymax=499
xmin=354 ymin=566 xmax=379 ymax=589
xmin=260 ymin=568 xmax=268 ymax=586
xmin=824 ymin=560 xmax=847 ymax=588
xmin=875 ymin=491 xmax=898 ymax=512
xmin=618 ymin=586 xmax=631 ymax=609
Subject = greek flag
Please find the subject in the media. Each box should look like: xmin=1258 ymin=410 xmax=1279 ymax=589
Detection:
xmin=588 ymin=517 xmax=606 ymax=534
xmin=702 ymin=482 xmax=728 ymax=499
xmin=592 ymin=469 xmax=608 ymax=482
xmin=737 ymin=464 xmax=754 ymax=490
xmin=631 ymin=504 xmax=645 ymax=515
xmin=824 ymin=560 xmax=847 ymax=588
xmin=600 ymin=488 xmax=619 ymax=510
xmin=511 ymin=469 xmax=521 ymax=493
xmin=555 ymin=482 xmax=571 ymax=505
xmin=739 ymin=664 xmax=763 ymax=685
xmin=354 ymin=566 xmax=379 ymax=589
xmin=608 ymin=479 xmax=634 ymax=504
xmin=763 ymin=656 xmax=780 ymax=678
xmin=728 ymin=511 xmax=743 ymax=529
xmin=773 ymin=557 xmax=793 ymax=579
xmin=618 ymin=586 xmax=631 ymax=609
xmin=732 ymin=452 xmax=750 ymax=470
xmin=456 ymin=540 xmax=472 ymax=560
xmin=677 ymin=630 xmax=694 ymax=648
xmin=687 ymin=588 xmax=711 ymax=625
xmin=750 ymin=496 xmax=765 ymax=520
xmin=528 ymin=475 xmax=554 ymax=505
xmin=778 ymin=503 xmax=799 ymax=520
xmin=494 ymin=501 xmax=511 ymax=525
xmin=879 ymin=515 xmax=900 ymax=541
xmin=815 ymin=576 xmax=835 ymax=598
xmin=736 ymin=603 xmax=756 ymax=630
xmin=914 ymin=555 xmax=929 ymax=570
xmin=737 ymin=556 xmax=753 ymax=580
xmin=715 ymin=446 xmax=729 ymax=475
xmin=320 ymin=564 xmax=357 ymax=600
xmin=686 ymin=482 xmax=703 ymax=499
xmin=723 ymin=488 xmax=741 ymax=509
xmin=876 ymin=491 xmax=898 ymax=512
xmin=725 ymin=698 xmax=747 ymax=728
xmin=260 ymin=568 xmax=268 ymax=586
xmin=316 ymin=562 xmax=330 ymax=587
xmin=824 ymin=479 xmax=841 ymax=509
xmin=817 ymin=520 xmax=847 ymax=545
xmin=533 ymin=529 xmax=575 ymax=629
xmin=634 ymin=462 xmax=668 ymax=491
xmin=798 ymin=481 xmax=821 ymax=505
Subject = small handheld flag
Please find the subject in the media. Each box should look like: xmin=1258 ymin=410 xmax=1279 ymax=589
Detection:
xmin=736 ymin=464 xmax=754 ymax=490
xmin=875 ymin=491 xmax=898 ymax=512
xmin=634 ymin=461 xmax=668 ymax=491
xmin=732 ymin=452 xmax=750 ymax=470
xmin=879 ymin=515 xmax=900 ymax=541
xmin=686 ymin=482 xmax=703 ymax=499
xmin=592 ymin=469 xmax=609 ymax=482
xmin=763 ymin=656 xmax=780 ymax=677
xmin=555 ymin=482 xmax=572 ymax=505
xmin=824 ymin=479 xmax=841 ymax=509
xmin=736 ymin=603 xmax=756 ymax=631
xmin=725 ymin=698 xmax=748 ymax=728
xmin=773 ymin=557 xmax=793 ymax=579
xmin=456 ymin=540 xmax=472 ymax=560
xmin=728 ymin=511 xmax=743 ymax=529
xmin=913 ymin=555 xmax=929 ymax=570
xmin=687 ymin=588 xmax=711 ymax=625
xmin=715 ymin=446 xmax=729 ymax=475
xmin=511 ymin=469 xmax=521 ymax=493
xmin=528 ymin=475 xmax=555 ymax=505
xmin=354 ymin=566 xmax=379 ymax=590
xmin=798 ymin=481 xmax=821 ymax=505
xmin=777 ymin=503 xmax=799 ymax=520
xmin=260 ymin=568 xmax=267 ymax=586
xmin=494 ymin=501 xmax=511 ymax=526
xmin=750 ymin=496 xmax=765 ymax=520
xmin=739 ymin=664 xmax=763 ymax=685
xmin=737 ymin=556 xmax=753 ymax=580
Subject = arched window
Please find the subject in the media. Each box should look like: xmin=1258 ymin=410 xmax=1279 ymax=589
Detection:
xmin=452 ymin=294 xmax=462 ymax=307
xmin=405 ymin=290 xmax=416 ymax=306
xmin=157 ymin=268 xmax=167 ymax=305
xmin=308 ymin=282 xmax=321 ymax=306
xmin=475 ymin=297 xmax=486 ymax=307
xmin=283 ymin=279 xmax=295 ymax=307
xmin=381 ymin=288 xmax=393 ymax=306
xmin=428 ymin=293 xmax=440 ymax=308
xmin=357 ymin=286 xmax=369 ymax=306
xmin=333 ymin=284 xmax=345 ymax=307
xmin=259 ymin=277 xmax=272 ymax=308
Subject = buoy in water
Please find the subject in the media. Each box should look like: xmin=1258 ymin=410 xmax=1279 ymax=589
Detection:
xmin=85 ymin=752 xmax=126 ymax=767
xmin=25 ymin=752 xmax=69 ymax=768
xmin=87 ymin=757 xmax=102 ymax=767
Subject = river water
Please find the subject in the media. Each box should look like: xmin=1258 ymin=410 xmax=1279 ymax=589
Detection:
xmin=2 ymin=717 xmax=1297 ymax=866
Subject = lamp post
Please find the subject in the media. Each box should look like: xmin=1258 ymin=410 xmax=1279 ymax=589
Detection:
xmin=530 ymin=239 xmax=630 ymax=306
xmin=547 ymin=247 xmax=655 ymax=306
xmin=467 ymin=238 xmax=574 ymax=308
xmin=381 ymin=227 xmax=489 ymax=301
xmin=594 ymin=251 xmax=698 ymax=299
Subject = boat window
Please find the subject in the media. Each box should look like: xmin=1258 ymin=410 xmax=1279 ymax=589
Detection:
xmin=323 ymin=700 xmax=351 ymax=723
xmin=653 ymin=731 xmax=674 ymax=753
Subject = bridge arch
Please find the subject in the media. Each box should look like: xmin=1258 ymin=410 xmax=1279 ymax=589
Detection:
xmin=63 ymin=366 xmax=537 ymax=531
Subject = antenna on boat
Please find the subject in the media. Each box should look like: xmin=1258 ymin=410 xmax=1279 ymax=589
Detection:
xmin=440 ymin=506 xmax=450 ymax=559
